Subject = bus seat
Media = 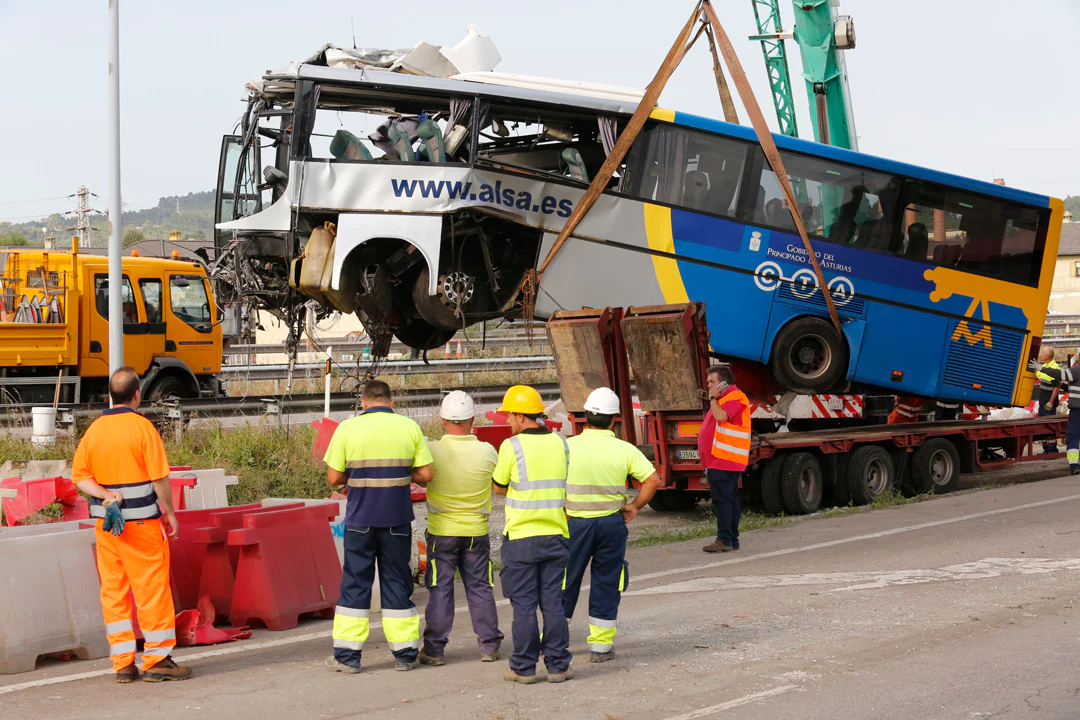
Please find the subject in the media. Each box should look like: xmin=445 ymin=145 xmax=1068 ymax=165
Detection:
xmin=329 ymin=130 xmax=373 ymax=161
xmin=416 ymin=119 xmax=446 ymax=163
xmin=682 ymin=170 xmax=709 ymax=210
xmin=561 ymin=148 xmax=589 ymax=182
xmin=388 ymin=121 xmax=416 ymax=162
xmin=906 ymin=222 xmax=929 ymax=260
xmin=933 ymin=243 xmax=961 ymax=266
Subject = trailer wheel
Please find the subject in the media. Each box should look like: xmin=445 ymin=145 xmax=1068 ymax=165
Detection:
xmin=911 ymin=438 xmax=961 ymax=494
xmin=846 ymin=446 xmax=894 ymax=505
xmin=781 ymin=452 xmax=823 ymax=515
xmin=759 ymin=455 xmax=787 ymax=515
xmin=769 ymin=317 xmax=848 ymax=394
xmin=647 ymin=490 xmax=699 ymax=513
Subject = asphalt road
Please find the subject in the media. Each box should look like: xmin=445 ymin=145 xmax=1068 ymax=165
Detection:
xmin=4 ymin=473 xmax=1080 ymax=719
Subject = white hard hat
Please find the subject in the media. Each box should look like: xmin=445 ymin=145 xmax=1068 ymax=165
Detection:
xmin=440 ymin=390 xmax=475 ymax=421
xmin=583 ymin=387 xmax=620 ymax=415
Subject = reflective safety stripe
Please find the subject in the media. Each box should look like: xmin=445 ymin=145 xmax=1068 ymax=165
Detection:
xmin=618 ymin=565 xmax=627 ymax=593
xmin=109 ymin=640 xmax=137 ymax=656
xmin=510 ymin=477 xmax=567 ymax=491
xmin=564 ymin=499 xmax=624 ymax=512
xmin=561 ymin=568 xmax=567 ymax=591
xmin=587 ymin=618 xmax=617 ymax=651
xmin=142 ymin=645 xmax=173 ymax=658
xmin=430 ymin=558 xmax=438 ymax=587
xmin=488 ymin=560 xmax=494 ymax=587
xmin=142 ymin=628 xmax=176 ymax=643
xmin=426 ymin=500 xmax=489 ymax=515
xmin=1069 ymin=450 xmax=1080 ymax=464
xmin=565 ymin=484 xmax=625 ymax=495
xmin=334 ymin=640 xmax=365 ymax=650
xmin=346 ymin=457 xmax=414 ymax=468
xmin=99 ymin=482 xmax=155 ymax=500
xmin=347 ymin=476 xmax=411 ymax=488
xmin=711 ymin=389 xmax=751 ymax=470
xmin=105 ymin=619 xmax=133 ymax=635
xmin=89 ymin=502 xmax=162 ymax=521
xmin=589 ymin=616 xmax=617 ymax=629
xmin=334 ymin=606 xmax=370 ymax=618
xmin=382 ymin=608 xmax=420 ymax=650
xmin=505 ymin=497 xmax=565 ymax=510
xmin=714 ymin=426 xmax=751 ymax=440
xmin=712 ymin=440 xmax=747 ymax=455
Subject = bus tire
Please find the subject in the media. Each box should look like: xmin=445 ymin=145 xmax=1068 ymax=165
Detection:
xmin=769 ymin=317 xmax=848 ymax=394
xmin=648 ymin=490 xmax=699 ymax=513
xmin=759 ymin=455 xmax=787 ymax=515
xmin=911 ymin=438 xmax=961 ymax=494
xmin=846 ymin=445 xmax=895 ymax=505
xmin=781 ymin=452 xmax=823 ymax=515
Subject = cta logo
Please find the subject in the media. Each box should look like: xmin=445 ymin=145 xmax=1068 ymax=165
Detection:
xmin=753 ymin=261 xmax=856 ymax=307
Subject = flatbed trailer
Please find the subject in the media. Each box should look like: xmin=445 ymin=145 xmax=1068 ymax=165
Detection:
xmin=546 ymin=303 xmax=1068 ymax=515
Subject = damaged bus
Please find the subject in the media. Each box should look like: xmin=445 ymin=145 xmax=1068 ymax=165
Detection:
xmin=214 ymin=54 xmax=1063 ymax=405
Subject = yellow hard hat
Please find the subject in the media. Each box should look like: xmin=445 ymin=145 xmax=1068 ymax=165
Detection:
xmin=498 ymin=384 xmax=546 ymax=415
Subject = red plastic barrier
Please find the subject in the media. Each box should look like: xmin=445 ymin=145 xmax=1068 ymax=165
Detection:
xmin=168 ymin=476 xmax=198 ymax=511
xmin=1 ymin=476 xmax=89 ymax=526
xmin=475 ymin=425 xmax=513 ymax=451
xmin=194 ymin=503 xmax=304 ymax=617
xmin=169 ymin=504 xmax=262 ymax=611
xmin=228 ymin=504 xmax=342 ymax=631
xmin=311 ymin=418 xmax=340 ymax=460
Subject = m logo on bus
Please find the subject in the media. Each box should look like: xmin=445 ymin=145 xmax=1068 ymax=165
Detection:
xmin=951 ymin=298 xmax=993 ymax=349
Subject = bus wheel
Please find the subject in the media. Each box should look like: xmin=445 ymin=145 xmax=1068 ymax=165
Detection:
xmin=846 ymin=445 xmax=895 ymax=505
xmin=759 ymin=454 xmax=787 ymax=515
xmin=647 ymin=490 xmax=699 ymax=512
xmin=781 ymin=452 xmax=823 ymax=515
xmin=769 ymin=317 xmax=848 ymax=394
xmin=912 ymin=438 xmax=961 ymax=494
xmin=394 ymin=318 xmax=457 ymax=351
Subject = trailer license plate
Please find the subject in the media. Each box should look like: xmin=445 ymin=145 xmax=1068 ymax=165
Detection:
xmin=677 ymin=449 xmax=700 ymax=461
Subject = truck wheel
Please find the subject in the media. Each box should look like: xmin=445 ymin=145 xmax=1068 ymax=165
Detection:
xmin=769 ymin=317 xmax=848 ymax=394
xmin=759 ymin=455 xmax=787 ymax=515
xmin=647 ymin=489 xmax=699 ymax=512
xmin=846 ymin=446 xmax=894 ymax=505
xmin=911 ymin=438 xmax=961 ymax=494
xmin=147 ymin=375 xmax=189 ymax=402
xmin=781 ymin=452 xmax=823 ymax=515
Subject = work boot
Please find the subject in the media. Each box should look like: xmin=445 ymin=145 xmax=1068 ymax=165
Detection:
xmin=547 ymin=666 xmax=575 ymax=683
xmin=115 ymin=664 xmax=139 ymax=683
xmin=325 ymin=656 xmax=361 ymax=674
xmin=480 ymin=649 xmax=501 ymax=663
xmin=504 ymin=668 xmax=540 ymax=684
xmin=141 ymin=657 xmax=193 ymax=682
xmin=395 ymin=659 xmax=420 ymax=672
xmin=418 ymin=650 xmax=445 ymax=666
xmin=702 ymin=540 xmax=734 ymax=553
xmin=588 ymin=648 xmax=616 ymax=663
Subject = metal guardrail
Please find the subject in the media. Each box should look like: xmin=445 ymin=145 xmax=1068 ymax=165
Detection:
xmin=0 ymin=383 xmax=564 ymax=433
xmin=220 ymin=355 xmax=554 ymax=382
xmin=226 ymin=333 xmax=549 ymax=358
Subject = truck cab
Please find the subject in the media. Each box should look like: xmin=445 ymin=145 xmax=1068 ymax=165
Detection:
xmin=0 ymin=246 xmax=223 ymax=404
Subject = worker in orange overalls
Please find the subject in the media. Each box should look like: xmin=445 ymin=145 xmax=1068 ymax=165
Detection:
xmin=73 ymin=367 xmax=192 ymax=683
xmin=888 ymin=396 xmax=925 ymax=424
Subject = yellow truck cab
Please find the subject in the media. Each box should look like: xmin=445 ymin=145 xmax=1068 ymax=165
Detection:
xmin=0 ymin=245 xmax=223 ymax=404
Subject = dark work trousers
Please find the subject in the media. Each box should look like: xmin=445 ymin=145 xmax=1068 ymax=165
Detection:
xmin=422 ymin=533 xmax=504 ymax=658
xmin=562 ymin=513 xmax=629 ymax=652
xmin=335 ymin=524 xmax=417 ymax=667
xmin=707 ymin=468 xmax=741 ymax=548
xmin=1066 ymin=408 xmax=1080 ymax=472
xmin=499 ymin=534 xmax=572 ymax=676
xmin=1038 ymin=391 xmax=1059 ymax=454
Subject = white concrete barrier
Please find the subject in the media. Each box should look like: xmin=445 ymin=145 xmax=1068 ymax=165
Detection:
xmin=0 ymin=522 xmax=108 ymax=673
xmin=170 ymin=469 xmax=239 ymax=511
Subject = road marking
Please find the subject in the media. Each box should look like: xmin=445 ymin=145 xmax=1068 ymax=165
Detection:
xmin=632 ymin=491 xmax=1080 ymax=585
xmin=626 ymin=557 xmax=1080 ymax=596
xmin=5 ymin=490 xmax=1078 ymax=695
xmin=658 ymin=685 xmax=802 ymax=719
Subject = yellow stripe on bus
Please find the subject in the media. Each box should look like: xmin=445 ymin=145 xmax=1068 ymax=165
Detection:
xmin=643 ymin=204 xmax=690 ymax=305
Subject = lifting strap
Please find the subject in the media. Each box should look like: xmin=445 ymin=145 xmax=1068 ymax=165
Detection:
xmin=523 ymin=0 xmax=841 ymax=334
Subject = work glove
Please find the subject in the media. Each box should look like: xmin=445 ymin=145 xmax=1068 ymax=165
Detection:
xmin=1028 ymin=359 xmax=1042 ymax=373
xmin=101 ymin=500 xmax=125 ymax=536
xmin=1045 ymin=402 xmax=1054 ymax=412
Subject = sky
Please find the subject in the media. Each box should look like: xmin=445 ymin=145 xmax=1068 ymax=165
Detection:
xmin=0 ymin=0 xmax=1077 ymax=224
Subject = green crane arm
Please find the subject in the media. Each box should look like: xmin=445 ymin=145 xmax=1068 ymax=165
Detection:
xmin=749 ymin=0 xmax=800 ymax=139
xmin=791 ymin=0 xmax=859 ymax=151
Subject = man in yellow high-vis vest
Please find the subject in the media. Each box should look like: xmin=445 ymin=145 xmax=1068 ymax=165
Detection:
xmin=1035 ymin=345 xmax=1062 ymax=454
xmin=418 ymin=391 xmax=503 ymax=666
xmin=324 ymin=380 xmax=434 ymax=674
xmin=492 ymin=385 xmax=574 ymax=684
xmin=562 ymin=387 xmax=660 ymax=662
